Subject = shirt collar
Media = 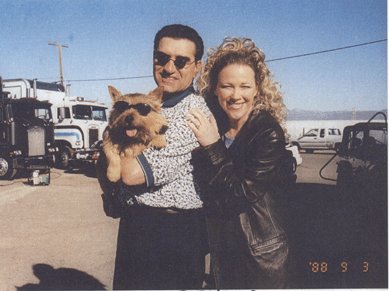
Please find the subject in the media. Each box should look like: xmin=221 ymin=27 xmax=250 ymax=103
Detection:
xmin=162 ymin=86 xmax=194 ymax=108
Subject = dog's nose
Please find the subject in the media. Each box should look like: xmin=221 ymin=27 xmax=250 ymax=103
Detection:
xmin=125 ymin=115 xmax=134 ymax=124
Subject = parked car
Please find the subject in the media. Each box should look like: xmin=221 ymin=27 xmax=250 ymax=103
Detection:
xmin=292 ymin=127 xmax=342 ymax=153
xmin=286 ymin=143 xmax=302 ymax=172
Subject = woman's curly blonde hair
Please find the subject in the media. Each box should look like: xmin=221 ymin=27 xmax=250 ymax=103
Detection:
xmin=196 ymin=37 xmax=286 ymax=125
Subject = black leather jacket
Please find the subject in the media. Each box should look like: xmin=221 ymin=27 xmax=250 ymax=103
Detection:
xmin=192 ymin=110 xmax=295 ymax=288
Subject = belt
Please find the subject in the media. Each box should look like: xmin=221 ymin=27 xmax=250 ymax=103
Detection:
xmin=132 ymin=205 xmax=200 ymax=215
xmin=156 ymin=207 xmax=181 ymax=214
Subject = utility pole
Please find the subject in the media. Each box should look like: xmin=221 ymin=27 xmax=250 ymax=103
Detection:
xmin=48 ymin=41 xmax=68 ymax=87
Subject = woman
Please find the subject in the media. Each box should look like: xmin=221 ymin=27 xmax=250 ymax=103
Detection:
xmin=187 ymin=37 xmax=294 ymax=289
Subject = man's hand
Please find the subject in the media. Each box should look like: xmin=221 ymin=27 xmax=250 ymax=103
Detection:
xmin=96 ymin=152 xmax=116 ymax=194
xmin=121 ymin=157 xmax=146 ymax=186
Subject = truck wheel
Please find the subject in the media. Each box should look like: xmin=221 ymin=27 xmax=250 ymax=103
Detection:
xmin=0 ymin=157 xmax=17 ymax=180
xmin=56 ymin=146 xmax=72 ymax=169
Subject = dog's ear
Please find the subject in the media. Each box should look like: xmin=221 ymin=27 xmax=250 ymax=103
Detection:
xmin=108 ymin=85 xmax=122 ymax=102
xmin=148 ymin=86 xmax=164 ymax=101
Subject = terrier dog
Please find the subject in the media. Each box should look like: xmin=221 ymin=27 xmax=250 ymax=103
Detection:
xmin=103 ymin=85 xmax=168 ymax=182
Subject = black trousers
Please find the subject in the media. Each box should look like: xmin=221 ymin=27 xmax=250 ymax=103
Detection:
xmin=113 ymin=206 xmax=207 ymax=290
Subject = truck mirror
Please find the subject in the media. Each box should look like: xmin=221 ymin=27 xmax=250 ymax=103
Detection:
xmin=58 ymin=107 xmax=65 ymax=122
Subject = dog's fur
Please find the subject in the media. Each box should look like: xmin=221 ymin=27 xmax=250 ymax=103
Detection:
xmin=103 ymin=86 xmax=168 ymax=182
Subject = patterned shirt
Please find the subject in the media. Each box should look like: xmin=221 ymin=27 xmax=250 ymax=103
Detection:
xmin=119 ymin=87 xmax=211 ymax=209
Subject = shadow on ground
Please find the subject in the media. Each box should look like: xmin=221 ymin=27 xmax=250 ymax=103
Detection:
xmin=16 ymin=263 xmax=106 ymax=290
xmin=288 ymin=182 xmax=388 ymax=289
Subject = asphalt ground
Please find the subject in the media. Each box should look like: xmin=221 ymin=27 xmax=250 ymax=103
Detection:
xmin=0 ymin=152 xmax=387 ymax=290
xmin=288 ymin=153 xmax=388 ymax=289
xmin=0 ymin=167 xmax=117 ymax=290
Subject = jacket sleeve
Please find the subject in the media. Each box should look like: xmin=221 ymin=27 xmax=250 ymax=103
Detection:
xmin=201 ymin=123 xmax=286 ymax=205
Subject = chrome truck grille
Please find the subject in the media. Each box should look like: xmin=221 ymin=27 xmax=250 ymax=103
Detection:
xmin=28 ymin=126 xmax=45 ymax=156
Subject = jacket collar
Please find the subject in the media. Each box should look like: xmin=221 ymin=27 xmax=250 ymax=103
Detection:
xmin=162 ymin=86 xmax=194 ymax=108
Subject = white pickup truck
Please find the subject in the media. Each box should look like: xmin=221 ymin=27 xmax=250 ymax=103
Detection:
xmin=292 ymin=127 xmax=342 ymax=153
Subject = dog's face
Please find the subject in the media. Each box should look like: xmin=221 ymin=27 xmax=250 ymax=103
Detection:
xmin=107 ymin=86 xmax=167 ymax=147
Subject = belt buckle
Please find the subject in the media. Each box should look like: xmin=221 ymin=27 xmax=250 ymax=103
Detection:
xmin=164 ymin=208 xmax=179 ymax=214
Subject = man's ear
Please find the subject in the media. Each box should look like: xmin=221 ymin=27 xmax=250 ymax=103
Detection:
xmin=108 ymin=85 xmax=122 ymax=102
xmin=148 ymin=86 xmax=164 ymax=101
xmin=194 ymin=60 xmax=202 ymax=75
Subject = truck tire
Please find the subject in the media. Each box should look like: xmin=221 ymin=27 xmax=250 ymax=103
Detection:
xmin=0 ymin=157 xmax=17 ymax=180
xmin=56 ymin=146 xmax=72 ymax=169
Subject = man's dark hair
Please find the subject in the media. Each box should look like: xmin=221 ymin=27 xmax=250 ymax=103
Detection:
xmin=154 ymin=24 xmax=204 ymax=61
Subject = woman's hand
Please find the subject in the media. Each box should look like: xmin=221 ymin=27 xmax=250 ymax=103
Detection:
xmin=187 ymin=108 xmax=220 ymax=147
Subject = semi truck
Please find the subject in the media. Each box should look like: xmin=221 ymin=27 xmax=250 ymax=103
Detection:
xmin=2 ymin=78 xmax=108 ymax=169
xmin=0 ymin=78 xmax=56 ymax=180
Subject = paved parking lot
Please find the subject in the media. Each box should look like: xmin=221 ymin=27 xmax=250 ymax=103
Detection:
xmin=0 ymin=168 xmax=118 ymax=290
xmin=0 ymin=152 xmax=386 ymax=290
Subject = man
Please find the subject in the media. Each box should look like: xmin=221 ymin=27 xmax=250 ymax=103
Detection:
xmin=98 ymin=24 xmax=209 ymax=290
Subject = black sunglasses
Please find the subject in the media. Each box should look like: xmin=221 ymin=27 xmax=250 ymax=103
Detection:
xmin=114 ymin=101 xmax=152 ymax=116
xmin=154 ymin=51 xmax=195 ymax=70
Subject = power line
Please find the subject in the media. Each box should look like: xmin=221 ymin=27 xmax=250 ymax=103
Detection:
xmin=42 ymin=38 xmax=386 ymax=83
xmin=267 ymin=39 xmax=387 ymax=62
xmin=67 ymin=75 xmax=153 ymax=82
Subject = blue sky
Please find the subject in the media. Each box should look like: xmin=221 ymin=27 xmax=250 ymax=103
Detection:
xmin=0 ymin=0 xmax=387 ymax=112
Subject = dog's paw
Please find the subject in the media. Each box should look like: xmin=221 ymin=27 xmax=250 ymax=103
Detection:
xmin=151 ymin=135 xmax=167 ymax=149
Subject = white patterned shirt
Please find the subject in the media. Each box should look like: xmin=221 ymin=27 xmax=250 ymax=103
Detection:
xmin=123 ymin=88 xmax=211 ymax=209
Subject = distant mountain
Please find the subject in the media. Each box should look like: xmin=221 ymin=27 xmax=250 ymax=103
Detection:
xmin=286 ymin=109 xmax=387 ymax=121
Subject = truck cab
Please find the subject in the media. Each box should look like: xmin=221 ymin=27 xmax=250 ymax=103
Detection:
xmin=0 ymin=97 xmax=56 ymax=180
xmin=53 ymin=97 xmax=108 ymax=168
xmin=293 ymin=127 xmax=342 ymax=153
